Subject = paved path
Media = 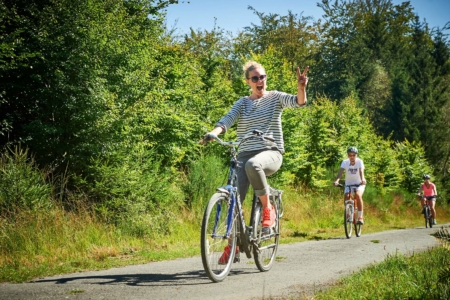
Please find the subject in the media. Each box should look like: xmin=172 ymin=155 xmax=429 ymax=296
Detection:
xmin=0 ymin=225 xmax=445 ymax=300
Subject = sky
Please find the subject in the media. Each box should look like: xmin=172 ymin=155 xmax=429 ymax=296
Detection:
xmin=165 ymin=0 xmax=450 ymax=35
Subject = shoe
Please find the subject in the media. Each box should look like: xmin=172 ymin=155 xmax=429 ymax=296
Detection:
xmin=356 ymin=217 xmax=364 ymax=225
xmin=218 ymin=245 xmax=239 ymax=265
xmin=262 ymin=206 xmax=276 ymax=227
xmin=262 ymin=227 xmax=272 ymax=236
xmin=433 ymin=219 xmax=437 ymax=225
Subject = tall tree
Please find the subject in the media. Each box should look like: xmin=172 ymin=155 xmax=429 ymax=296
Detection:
xmin=237 ymin=6 xmax=319 ymax=70
xmin=0 ymin=0 xmax=171 ymax=173
xmin=428 ymin=27 xmax=450 ymax=169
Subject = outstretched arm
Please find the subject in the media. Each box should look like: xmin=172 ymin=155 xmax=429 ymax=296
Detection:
xmin=360 ymin=168 xmax=366 ymax=185
xmin=200 ymin=126 xmax=223 ymax=144
xmin=417 ymin=185 xmax=423 ymax=197
xmin=334 ymin=168 xmax=345 ymax=186
xmin=207 ymin=127 xmax=223 ymax=136
xmin=296 ymin=66 xmax=309 ymax=105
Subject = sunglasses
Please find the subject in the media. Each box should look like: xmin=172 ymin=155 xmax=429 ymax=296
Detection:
xmin=348 ymin=154 xmax=356 ymax=157
xmin=248 ymin=75 xmax=267 ymax=83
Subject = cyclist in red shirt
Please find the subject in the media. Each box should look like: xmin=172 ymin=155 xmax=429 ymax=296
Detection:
xmin=417 ymin=174 xmax=438 ymax=225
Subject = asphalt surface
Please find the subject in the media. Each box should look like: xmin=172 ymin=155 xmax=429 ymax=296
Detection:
xmin=0 ymin=224 xmax=446 ymax=300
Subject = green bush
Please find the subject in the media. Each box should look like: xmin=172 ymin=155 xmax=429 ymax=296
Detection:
xmin=182 ymin=153 xmax=228 ymax=210
xmin=74 ymin=147 xmax=184 ymax=231
xmin=281 ymin=95 xmax=434 ymax=197
xmin=0 ymin=147 xmax=53 ymax=214
xmin=395 ymin=140 xmax=433 ymax=193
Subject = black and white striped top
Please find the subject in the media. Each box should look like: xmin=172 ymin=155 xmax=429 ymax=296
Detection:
xmin=216 ymin=91 xmax=305 ymax=154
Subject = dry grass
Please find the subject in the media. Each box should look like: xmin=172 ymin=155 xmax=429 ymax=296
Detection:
xmin=0 ymin=185 xmax=449 ymax=283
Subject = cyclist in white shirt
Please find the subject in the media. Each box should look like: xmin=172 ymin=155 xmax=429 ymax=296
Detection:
xmin=333 ymin=147 xmax=367 ymax=224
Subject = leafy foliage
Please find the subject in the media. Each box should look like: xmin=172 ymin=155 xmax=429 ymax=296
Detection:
xmin=0 ymin=147 xmax=53 ymax=214
xmin=0 ymin=0 xmax=448 ymax=221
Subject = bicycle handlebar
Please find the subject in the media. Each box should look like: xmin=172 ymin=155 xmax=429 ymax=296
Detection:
xmin=203 ymin=130 xmax=274 ymax=148
xmin=336 ymin=183 xmax=362 ymax=188
xmin=203 ymin=133 xmax=238 ymax=146
xmin=421 ymin=195 xmax=438 ymax=198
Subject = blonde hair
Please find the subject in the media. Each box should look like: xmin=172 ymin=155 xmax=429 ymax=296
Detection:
xmin=243 ymin=61 xmax=264 ymax=79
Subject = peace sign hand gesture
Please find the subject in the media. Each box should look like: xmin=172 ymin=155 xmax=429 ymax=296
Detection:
xmin=297 ymin=66 xmax=309 ymax=90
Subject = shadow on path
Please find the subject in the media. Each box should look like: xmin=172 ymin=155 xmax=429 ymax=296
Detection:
xmin=33 ymin=268 xmax=250 ymax=287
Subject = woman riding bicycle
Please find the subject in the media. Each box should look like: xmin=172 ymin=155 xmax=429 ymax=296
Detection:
xmin=418 ymin=174 xmax=438 ymax=225
xmin=333 ymin=147 xmax=367 ymax=224
xmin=202 ymin=61 xmax=309 ymax=262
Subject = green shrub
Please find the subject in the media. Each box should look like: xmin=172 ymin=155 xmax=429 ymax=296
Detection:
xmin=395 ymin=140 xmax=433 ymax=193
xmin=0 ymin=147 xmax=53 ymax=214
xmin=74 ymin=148 xmax=184 ymax=229
xmin=281 ymin=95 xmax=433 ymax=197
xmin=182 ymin=153 xmax=228 ymax=210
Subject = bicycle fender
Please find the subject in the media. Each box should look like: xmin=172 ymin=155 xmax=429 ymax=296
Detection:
xmin=216 ymin=188 xmax=229 ymax=195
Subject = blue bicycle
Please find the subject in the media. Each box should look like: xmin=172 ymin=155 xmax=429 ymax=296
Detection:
xmin=200 ymin=130 xmax=284 ymax=282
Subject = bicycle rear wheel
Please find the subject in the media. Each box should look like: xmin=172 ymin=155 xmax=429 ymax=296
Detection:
xmin=344 ymin=204 xmax=353 ymax=239
xmin=201 ymin=192 xmax=237 ymax=282
xmin=253 ymin=200 xmax=279 ymax=272
xmin=355 ymin=221 xmax=363 ymax=237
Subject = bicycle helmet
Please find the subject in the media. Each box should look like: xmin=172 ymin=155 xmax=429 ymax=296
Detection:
xmin=347 ymin=146 xmax=358 ymax=154
xmin=423 ymin=174 xmax=431 ymax=180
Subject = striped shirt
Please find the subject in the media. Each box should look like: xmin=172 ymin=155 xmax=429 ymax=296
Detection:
xmin=216 ymin=91 xmax=305 ymax=154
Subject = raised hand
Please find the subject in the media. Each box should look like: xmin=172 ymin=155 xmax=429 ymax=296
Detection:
xmin=297 ymin=66 xmax=309 ymax=89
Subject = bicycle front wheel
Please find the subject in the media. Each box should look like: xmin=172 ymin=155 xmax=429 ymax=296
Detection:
xmin=427 ymin=208 xmax=433 ymax=228
xmin=201 ymin=192 xmax=237 ymax=282
xmin=344 ymin=204 xmax=353 ymax=239
xmin=252 ymin=202 xmax=279 ymax=272
xmin=424 ymin=207 xmax=430 ymax=228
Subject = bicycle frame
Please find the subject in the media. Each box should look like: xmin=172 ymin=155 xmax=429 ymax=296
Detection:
xmin=339 ymin=184 xmax=360 ymax=213
xmin=422 ymin=196 xmax=434 ymax=228
xmin=345 ymin=185 xmax=359 ymax=223
xmin=337 ymin=183 xmax=362 ymax=238
xmin=208 ymin=132 xmax=265 ymax=258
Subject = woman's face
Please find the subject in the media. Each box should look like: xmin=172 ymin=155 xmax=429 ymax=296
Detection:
xmin=246 ymin=67 xmax=267 ymax=97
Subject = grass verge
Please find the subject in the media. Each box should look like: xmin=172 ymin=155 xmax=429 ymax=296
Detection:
xmin=0 ymin=185 xmax=449 ymax=283
xmin=305 ymin=227 xmax=450 ymax=299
